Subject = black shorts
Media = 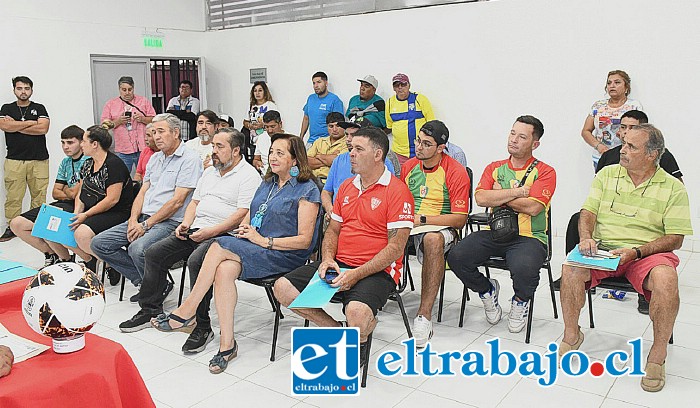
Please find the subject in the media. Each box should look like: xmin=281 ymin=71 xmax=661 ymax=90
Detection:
xmin=20 ymin=201 xmax=74 ymax=222
xmin=82 ymin=211 xmax=130 ymax=235
xmin=284 ymin=261 xmax=396 ymax=316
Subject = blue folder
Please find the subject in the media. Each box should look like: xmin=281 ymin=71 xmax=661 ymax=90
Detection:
xmin=565 ymin=246 xmax=620 ymax=271
xmin=0 ymin=266 xmax=38 ymax=284
xmin=31 ymin=204 xmax=77 ymax=247
xmin=289 ymin=269 xmax=348 ymax=309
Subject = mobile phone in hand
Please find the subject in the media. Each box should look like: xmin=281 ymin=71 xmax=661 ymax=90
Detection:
xmin=324 ymin=268 xmax=338 ymax=284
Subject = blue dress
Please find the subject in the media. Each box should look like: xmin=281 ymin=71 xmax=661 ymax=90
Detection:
xmin=216 ymin=176 xmax=321 ymax=279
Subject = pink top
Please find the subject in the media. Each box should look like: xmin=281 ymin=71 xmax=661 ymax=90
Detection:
xmin=101 ymin=95 xmax=156 ymax=154
xmin=135 ymin=147 xmax=155 ymax=178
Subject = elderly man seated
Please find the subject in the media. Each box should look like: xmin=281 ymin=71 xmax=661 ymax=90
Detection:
xmin=559 ymin=124 xmax=693 ymax=393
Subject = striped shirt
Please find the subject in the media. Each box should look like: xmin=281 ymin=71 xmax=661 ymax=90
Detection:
xmin=582 ymin=164 xmax=693 ymax=249
xmin=477 ymin=157 xmax=556 ymax=244
xmin=401 ymin=154 xmax=469 ymax=216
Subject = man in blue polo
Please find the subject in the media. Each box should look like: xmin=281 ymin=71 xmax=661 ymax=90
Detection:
xmin=91 ymin=113 xmax=202 ymax=302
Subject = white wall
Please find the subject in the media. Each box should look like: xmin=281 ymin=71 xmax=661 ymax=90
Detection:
xmin=2 ymin=0 xmax=699 ymax=248
xmin=0 ymin=0 xmax=205 ymax=225
xmin=202 ymin=0 xmax=700 ymax=246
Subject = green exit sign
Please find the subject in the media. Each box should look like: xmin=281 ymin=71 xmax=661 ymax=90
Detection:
xmin=143 ymin=37 xmax=163 ymax=48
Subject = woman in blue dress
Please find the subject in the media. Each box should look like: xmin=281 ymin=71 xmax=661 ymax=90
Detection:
xmin=152 ymin=133 xmax=321 ymax=374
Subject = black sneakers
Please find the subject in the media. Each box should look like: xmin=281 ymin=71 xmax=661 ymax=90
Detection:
xmin=638 ymin=294 xmax=650 ymax=315
xmin=182 ymin=327 xmax=214 ymax=354
xmin=0 ymin=227 xmax=15 ymax=242
xmin=119 ymin=309 xmax=159 ymax=333
xmin=106 ymin=267 xmax=121 ymax=286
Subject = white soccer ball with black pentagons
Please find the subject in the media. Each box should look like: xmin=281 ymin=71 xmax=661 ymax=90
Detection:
xmin=22 ymin=262 xmax=105 ymax=339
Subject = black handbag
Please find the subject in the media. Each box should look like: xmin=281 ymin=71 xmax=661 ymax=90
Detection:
xmin=488 ymin=160 xmax=539 ymax=243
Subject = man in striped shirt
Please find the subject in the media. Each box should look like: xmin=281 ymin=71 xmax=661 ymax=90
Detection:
xmin=559 ymin=124 xmax=693 ymax=393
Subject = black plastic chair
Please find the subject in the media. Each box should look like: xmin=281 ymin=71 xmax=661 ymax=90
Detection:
xmin=434 ymin=166 xmax=474 ymax=322
xmin=457 ymin=209 xmax=558 ymax=344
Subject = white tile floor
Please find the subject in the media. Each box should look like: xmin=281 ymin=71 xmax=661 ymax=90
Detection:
xmin=2 ymin=236 xmax=698 ymax=407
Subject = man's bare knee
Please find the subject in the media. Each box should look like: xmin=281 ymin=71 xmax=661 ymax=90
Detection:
xmin=345 ymin=301 xmax=373 ymax=327
xmin=562 ymin=265 xmax=590 ymax=284
xmin=273 ymin=278 xmax=295 ymax=307
xmin=647 ymin=265 xmax=678 ymax=296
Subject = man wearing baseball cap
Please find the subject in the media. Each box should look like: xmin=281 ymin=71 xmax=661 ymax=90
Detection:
xmin=386 ymin=73 xmax=435 ymax=165
xmin=346 ymin=75 xmax=386 ymax=130
xmin=400 ymin=120 xmax=469 ymax=347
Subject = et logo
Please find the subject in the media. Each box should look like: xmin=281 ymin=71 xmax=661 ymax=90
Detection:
xmin=291 ymin=327 xmax=360 ymax=396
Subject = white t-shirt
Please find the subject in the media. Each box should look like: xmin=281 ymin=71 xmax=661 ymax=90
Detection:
xmin=253 ymin=131 xmax=272 ymax=173
xmin=185 ymin=138 xmax=214 ymax=166
xmin=589 ymin=98 xmax=643 ymax=162
xmin=191 ymin=160 xmax=262 ymax=229
xmin=248 ymin=101 xmax=279 ymax=143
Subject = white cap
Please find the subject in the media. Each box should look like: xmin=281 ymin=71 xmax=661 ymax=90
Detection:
xmin=357 ymin=75 xmax=378 ymax=89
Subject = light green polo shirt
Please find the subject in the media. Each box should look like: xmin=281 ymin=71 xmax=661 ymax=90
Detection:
xmin=582 ymin=164 xmax=693 ymax=249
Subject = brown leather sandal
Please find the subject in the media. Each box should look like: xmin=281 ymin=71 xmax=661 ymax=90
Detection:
xmin=641 ymin=361 xmax=665 ymax=392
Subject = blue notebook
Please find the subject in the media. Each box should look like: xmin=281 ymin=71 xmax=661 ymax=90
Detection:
xmin=564 ymin=246 xmax=620 ymax=271
xmin=31 ymin=204 xmax=78 ymax=247
xmin=289 ymin=269 xmax=348 ymax=309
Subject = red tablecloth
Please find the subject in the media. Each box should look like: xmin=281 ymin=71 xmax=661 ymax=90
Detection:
xmin=0 ymin=278 xmax=155 ymax=408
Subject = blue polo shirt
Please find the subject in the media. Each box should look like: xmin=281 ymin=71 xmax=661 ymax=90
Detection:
xmin=323 ymin=151 xmax=395 ymax=199
xmin=142 ymin=141 xmax=202 ymax=221
xmin=302 ymin=92 xmax=344 ymax=144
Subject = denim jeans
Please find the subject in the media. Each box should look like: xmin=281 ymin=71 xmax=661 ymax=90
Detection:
xmin=90 ymin=216 xmax=179 ymax=286
xmin=138 ymin=234 xmax=215 ymax=322
xmin=116 ymin=151 xmax=141 ymax=174
xmin=447 ymin=230 xmax=547 ymax=301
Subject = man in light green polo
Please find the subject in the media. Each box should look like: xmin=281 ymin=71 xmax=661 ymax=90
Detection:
xmin=558 ymin=124 xmax=692 ymax=393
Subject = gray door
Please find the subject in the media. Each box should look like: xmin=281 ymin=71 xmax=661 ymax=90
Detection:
xmin=90 ymin=56 xmax=152 ymax=124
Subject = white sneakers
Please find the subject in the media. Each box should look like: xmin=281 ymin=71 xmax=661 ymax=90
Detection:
xmin=479 ymin=279 xmax=530 ymax=333
xmin=413 ymin=315 xmax=433 ymax=348
xmin=508 ymin=296 xmax=530 ymax=333
xmin=479 ymin=278 xmax=503 ymax=324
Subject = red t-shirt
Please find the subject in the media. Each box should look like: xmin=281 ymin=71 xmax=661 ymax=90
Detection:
xmin=136 ymin=147 xmax=155 ymax=178
xmin=331 ymin=169 xmax=415 ymax=283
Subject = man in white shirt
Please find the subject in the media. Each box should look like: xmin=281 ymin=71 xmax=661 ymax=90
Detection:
xmin=185 ymin=110 xmax=219 ymax=169
xmin=119 ymin=128 xmax=261 ymax=354
xmin=166 ymin=80 xmax=200 ymax=141
xmin=253 ymin=110 xmax=284 ymax=174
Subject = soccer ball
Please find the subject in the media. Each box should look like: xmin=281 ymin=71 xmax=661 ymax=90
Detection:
xmin=22 ymin=262 xmax=105 ymax=348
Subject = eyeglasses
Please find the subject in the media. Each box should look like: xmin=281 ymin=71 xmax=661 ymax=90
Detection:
xmin=414 ymin=137 xmax=435 ymax=149
xmin=609 ymin=167 xmax=656 ymax=217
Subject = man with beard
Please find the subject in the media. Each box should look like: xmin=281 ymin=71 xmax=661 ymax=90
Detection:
xmin=119 ymin=128 xmax=261 ymax=347
xmin=0 ymin=76 xmax=51 ymax=241
xmin=186 ymin=110 xmax=220 ymax=169
xmin=300 ymin=71 xmax=343 ymax=147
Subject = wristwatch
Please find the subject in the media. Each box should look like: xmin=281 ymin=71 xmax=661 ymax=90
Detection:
xmin=141 ymin=220 xmax=150 ymax=231
xmin=633 ymin=247 xmax=642 ymax=260
xmin=420 ymin=215 xmax=427 ymax=225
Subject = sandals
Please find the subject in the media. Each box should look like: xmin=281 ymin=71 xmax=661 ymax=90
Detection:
xmin=151 ymin=312 xmax=196 ymax=333
xmin=641 ymin=361 xmax=665 ymax=392
xmin=558 ymin=327 xmax=585 ymax=357
xmin=209 ymin=341 xmax=238 ymax=374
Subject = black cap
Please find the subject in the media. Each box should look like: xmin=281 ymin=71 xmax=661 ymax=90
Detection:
xmin=420 ymin=120 xmax=449 ymax=145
